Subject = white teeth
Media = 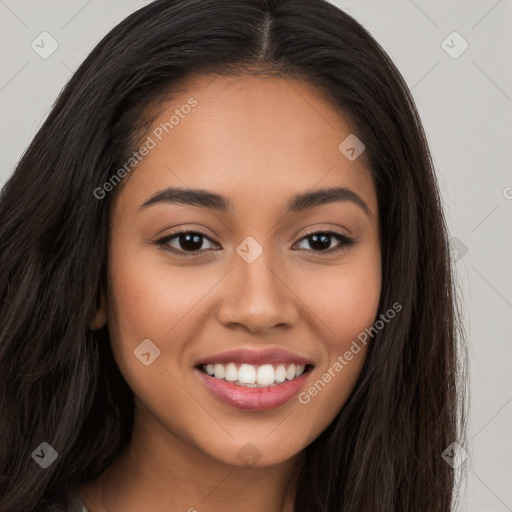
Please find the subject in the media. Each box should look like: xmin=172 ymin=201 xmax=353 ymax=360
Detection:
xmin=238 ymin=364 xmax=256 ymax=384
xmin=214 ymin=363 xmax=225 ymax=379
xmin=224 ymin=363 xmax=238 ymax=382
xmin=201 ymin=362 xmax=309 ymax=387
xmin=275 ymin=365 xmax=287 ymax=383
xmin=256 ymin=364 xmax=275 ymax=386
xmin=286 ymin=364 xmax=296 ymax=380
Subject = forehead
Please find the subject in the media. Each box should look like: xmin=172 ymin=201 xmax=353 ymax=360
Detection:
xmin=112 ymin=72 xmax=377 ymax=218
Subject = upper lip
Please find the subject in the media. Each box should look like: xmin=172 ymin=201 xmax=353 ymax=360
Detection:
xmin=195 ymin=347 xmax=312 ymax=367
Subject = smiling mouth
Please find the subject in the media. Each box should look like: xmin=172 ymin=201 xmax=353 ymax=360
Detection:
xmin=196 ymin=362 xmax=314 ymax=388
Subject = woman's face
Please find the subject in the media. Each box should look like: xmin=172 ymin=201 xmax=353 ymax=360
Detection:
xmin=100 ymin=73 xmax=381 ymax=468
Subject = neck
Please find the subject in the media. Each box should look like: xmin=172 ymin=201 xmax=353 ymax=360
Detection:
xmin=78 ymin=401 xmax=304 ymax=512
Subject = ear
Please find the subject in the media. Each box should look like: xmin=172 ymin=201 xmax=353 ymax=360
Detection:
xmin=90 ymin=288 xmax=107 ymax=330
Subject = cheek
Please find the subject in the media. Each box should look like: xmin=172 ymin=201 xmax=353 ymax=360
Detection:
xmin=106 ymin=246 xmax=217 ymax=343
xmin=296 ymin=250 xmax=381 ymax=347
xmin=290 ymin=249 xmax=381 ymax=437
xmin=104 ymin=245 xmax=225 ymax=416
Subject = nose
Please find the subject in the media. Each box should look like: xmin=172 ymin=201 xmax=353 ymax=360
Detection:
xmin=216 ymin=247 xmax=299 ymax=335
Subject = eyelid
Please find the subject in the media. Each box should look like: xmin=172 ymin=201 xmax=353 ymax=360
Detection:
xmin=155 ymin=227 xmax=356 ymax=257
xmin=296 ymin=228 xmax=356 ymax=253
xmin=155 ymin=228 xmax=219 ymax=257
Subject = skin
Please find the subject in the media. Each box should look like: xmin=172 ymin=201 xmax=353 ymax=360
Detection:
xmin=81 ymin=73 xmax=381 ymax=512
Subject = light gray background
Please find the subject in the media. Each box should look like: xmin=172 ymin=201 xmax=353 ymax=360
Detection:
xmin=1 ymin=1 xmax=511 ymax=510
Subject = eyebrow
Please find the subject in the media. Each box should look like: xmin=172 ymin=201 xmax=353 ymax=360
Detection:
xmin=139 ymin=186 xmax=372 ymax=218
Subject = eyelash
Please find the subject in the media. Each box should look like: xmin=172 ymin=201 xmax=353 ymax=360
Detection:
xmin=155 ymin=229 xmax=356 ymax=258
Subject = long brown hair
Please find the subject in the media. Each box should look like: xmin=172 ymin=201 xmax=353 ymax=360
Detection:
xmin=0 ymin=1 xmax=467 ymax=510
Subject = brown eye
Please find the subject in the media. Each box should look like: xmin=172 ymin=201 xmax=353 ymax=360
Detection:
xmin=156 ymin=230 xmax=219 ymax=256
xmin=295 ymin=231 xmax=355 ymax=253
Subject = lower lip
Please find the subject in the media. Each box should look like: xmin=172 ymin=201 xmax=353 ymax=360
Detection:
xmin=195 ymin=368 xmax=311 ymax=411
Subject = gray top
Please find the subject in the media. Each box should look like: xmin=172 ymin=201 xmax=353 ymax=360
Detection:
xmin=67 ymin=487 xmax=90 ymax=512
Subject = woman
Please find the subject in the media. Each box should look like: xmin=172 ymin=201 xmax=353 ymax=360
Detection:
xmin=0 ymin=0 xmax=466 ymax=510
